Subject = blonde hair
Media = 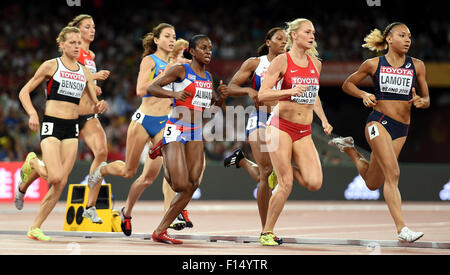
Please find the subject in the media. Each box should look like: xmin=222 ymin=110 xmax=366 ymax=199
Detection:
xmin=56 ymin=26 xmax=81 ymax=53
xmin=285 ymin=18 xmax=319 ymax=58
xmin=362 ymin=22 xmax=406 ymax=52
xmin=170 ymin=38 xmax=189 ymax=61
xmin=142 ymin=23 xmax=175 ymax=58
xmin=68 ymin=14 xmax=93 ymax=28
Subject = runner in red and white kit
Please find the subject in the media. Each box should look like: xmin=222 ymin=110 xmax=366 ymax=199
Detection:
xmin=68 ymin=15 xmax=111 ymax=224
xmin=258 ymin=18 xmax=333 ymax=246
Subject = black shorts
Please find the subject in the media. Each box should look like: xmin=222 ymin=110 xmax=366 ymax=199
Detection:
xmin=78 ymin=114 xmax=99 ymax=131
xmin=40 ymin=115 xmax=79 ymax=141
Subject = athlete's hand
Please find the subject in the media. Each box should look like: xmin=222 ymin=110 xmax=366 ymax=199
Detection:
xmin=362 ymin=92 xmax=377 ymax=108
xmin=248 ymin=89 xmax=259 ymax=108
xmin=94 ymin=70 xmax=110 ymax=81
xmin=174 ymin=90 xmax=191 ymax=101
xmin=409 ymin=88 xmax=429 ymax=109
xmin=322 ymin=120 xmax=333 ymax=136
xmin=289 ymin=84 xmax=307 ymax=97
xmin=95 ymin=100 xmax=109 ymax=114
xmin=28 ymin=112 xmax=40 ymax=132
xmin=217 ymin=80 xmax=229 ymax=99
xmin=95 ymin=85 xmax=102 ymax=96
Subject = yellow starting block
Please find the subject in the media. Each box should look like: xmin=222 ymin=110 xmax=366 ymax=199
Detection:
xmin=63 ymin=184 xmax=122 ymax=232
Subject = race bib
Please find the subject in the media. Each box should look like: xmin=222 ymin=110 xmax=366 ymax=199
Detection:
xmin=379 ymin=66 xmax=413 ymax=95
xmin=131 ymin=110 xmax=145 ymax=124
xmin=291 ymin=85 xmax=319 ymax=105
xmin=192 ymin=81 xmax=212 ymax=108
xmin=41 ymin=122 xmax=54 ymax=136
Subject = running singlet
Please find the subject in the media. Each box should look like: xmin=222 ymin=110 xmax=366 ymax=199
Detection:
xmin=143 ymin=54 xmax=168 ymax=98
xmin=78 ymin=48 xmax=97 ymax=84
xmin=251 ymin=55 xmax=270 ymax=91
xmin=46 ymin=58 xmax=87 ymax=105
xmin=279 ymin=53 xmax=319 ymax=104
xmin=373 ymin=55 xmax=416 ymax=101
xmin=172 ymin=63 xmax=213 ymax=111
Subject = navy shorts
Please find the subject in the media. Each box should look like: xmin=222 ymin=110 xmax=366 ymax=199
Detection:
xmin=246 ymin=110 xmax=271 ymax=138
xmin=366 ymin=110 xmax=409 ymax=140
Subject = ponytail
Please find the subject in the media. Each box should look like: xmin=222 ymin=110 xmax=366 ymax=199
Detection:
xmin=362 ymin=22 xmax=405 ymax=52
xmin=362 ymin=29 xmax=387 ymax=52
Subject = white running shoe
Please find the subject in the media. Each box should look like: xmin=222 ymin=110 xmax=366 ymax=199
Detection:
xmin=398 ymin=226 xmax=424 ymax=243
xmin=14 ymin=182 xmax=25 ymax=211
xmin=88 ymin=162 xmax=107 ymax=189
xmin=82 ymin=206 xmax=103 ymax=224
xmin=328 ymin=136 xmax=355 ymax=152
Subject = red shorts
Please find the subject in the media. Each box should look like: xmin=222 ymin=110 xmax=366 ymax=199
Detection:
xmin=269 ymin=115 xmax=311 ymax=142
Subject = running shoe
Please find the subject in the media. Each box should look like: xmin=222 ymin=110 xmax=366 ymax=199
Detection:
xmin=223 ymin=148 xmax=245 ymax=168
xmin=120 ymin=207 xmax=132 ymax=236
xmin=268 ymin=171 xmax=278 ymax=190
xmin=88 ymin=162 xmax=107 ymax=189
xmin=152 ymin=230 xmax=183 ymax=244
xmin=398 ymin=227 xmax=424 ymax=243
xmin=169 ymin=216 xmax=187 ymax=231
xmin=259 ymin=232 xmax=280 ymax=246
xmin=180 ymin=210 xmax=193 ymax=228
xmin=328 ymin=136 xmax=354 ymax=152
xmin=149 ymin=139 xmax=163 ymax=160
xmin=260 ymin=232 xmax=283 ymax=245
xmin=82 ymin=206 xmax=103 ymax=224
xmin=20 ymin=152 xmax=37 ymax=184
xmin=14 ymin=181 xmax=25 ymax=210
xmin=27 ymin=227 xmax=52 ymax=241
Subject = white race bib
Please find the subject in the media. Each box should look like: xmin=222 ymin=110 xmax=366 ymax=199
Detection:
xmin=379 ymin=66 xmax=413 ymax=96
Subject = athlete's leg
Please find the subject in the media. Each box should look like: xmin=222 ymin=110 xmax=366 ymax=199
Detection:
xmin=79 ymin=118 xmax=108 ymax=207
xmin=155 ymin=141 xmax=204 ymax=235
xmin=249 ymin=129 xmax=272 ymax=229
xmin=123 ymin=155 xmax=163 ymax=217
xmin=364 ymin=122 xmax=407 ymax=232
xmin=100 ymin=121 xmax=150 ymax=179
xmin=31 ymin=138 xmax=78 ymax=229
xmin=291 ymin=135 xmax=323 ymax=192
xmin=262 ymin=126 xmax=293 ymax=234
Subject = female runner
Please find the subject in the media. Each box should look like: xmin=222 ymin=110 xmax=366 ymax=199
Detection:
xmin=329 ymin=22 xmax=429 ymax=242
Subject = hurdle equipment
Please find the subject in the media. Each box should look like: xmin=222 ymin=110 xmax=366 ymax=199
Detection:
xmin=63 ymin=184 xmax=121 ymax=232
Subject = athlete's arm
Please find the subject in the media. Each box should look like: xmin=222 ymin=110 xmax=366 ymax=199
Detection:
xmin=309 ymin=58 xmax=332 ymax=135
xmin=228 ymin=58 xmax=259 ymax=101
xmin=136 ymin=56 xmax=156 ymax=97
xmin=147 ymin=64 xmax=190 ymax=101
xmin=18 ymin=59 xmax=55 ymax=131
xmin=409 ymin=58 xmax=430 ymax=109
xmin=342 ymin=58 xmax=378 ymax=107
xmin=83 ymin=67 xmax=108 ymax=114
xmin=258 ymin=54 xmax=306 ymax=102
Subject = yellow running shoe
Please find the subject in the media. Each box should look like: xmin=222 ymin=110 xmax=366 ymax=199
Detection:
xmin=20 ymin=152 xmax=37 ymax=183
xmin=268 ymin=171 xmax=278 ymax=190
xmin=27 ymin=228 xmax=52 ymax=241
xmin=259 ymin=232 xmax=280 ymax=246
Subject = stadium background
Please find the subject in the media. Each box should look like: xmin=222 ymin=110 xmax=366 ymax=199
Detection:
xmin=0 ymin=0 xmax=449 ymax=202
